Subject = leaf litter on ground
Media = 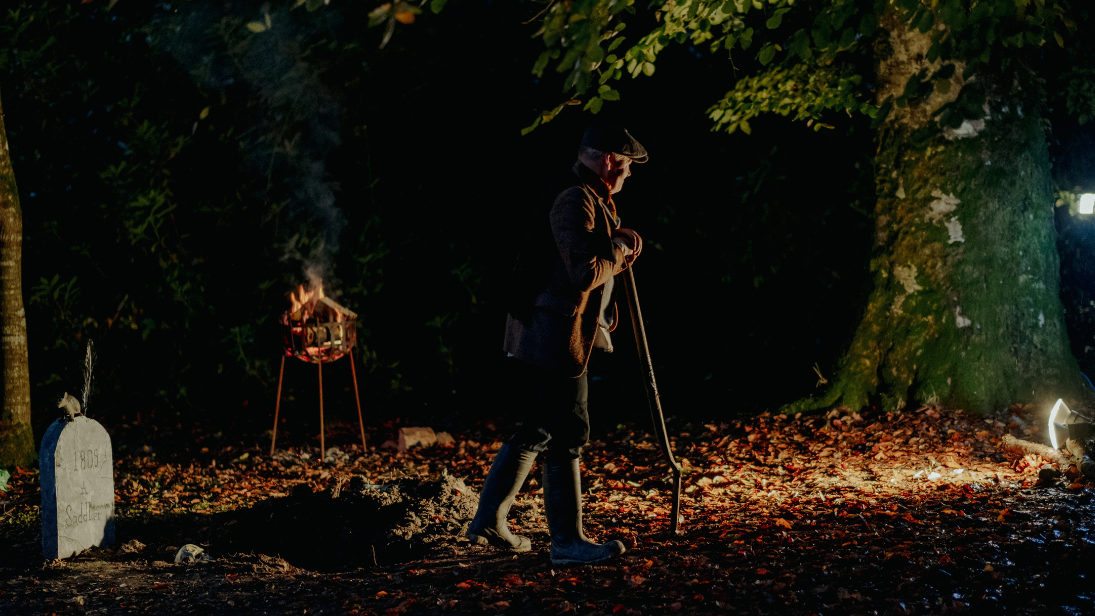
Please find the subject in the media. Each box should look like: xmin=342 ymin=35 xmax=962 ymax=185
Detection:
xmin=2 ymin=404 xmax=1094 ymax=615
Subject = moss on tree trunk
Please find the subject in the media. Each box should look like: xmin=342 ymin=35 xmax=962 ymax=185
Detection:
xmin=0 ymin=91 xmax=34 ymax=468
xmin=786 ymin=14 xmax=1086 ymax=415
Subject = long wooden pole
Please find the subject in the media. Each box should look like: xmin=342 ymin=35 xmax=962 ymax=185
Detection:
xmin=622 ymin=267 xmax=683 ymax=534
xmin=349 ymin=349 xmax=367 ymax=452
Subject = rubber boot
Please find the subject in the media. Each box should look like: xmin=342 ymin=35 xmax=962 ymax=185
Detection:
xmin=543 ymin=458 xmax=626 ymax=564
xmin=466 ymin=444 xmax=538 ymax=552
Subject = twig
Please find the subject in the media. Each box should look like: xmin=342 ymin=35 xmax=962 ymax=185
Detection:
xmin=523 ymin=0 xmax=557 ymax=25
xmin=81 ymin=340 xmax=95 ymax=415
xmin=859 ymin=514 xmax=880 ymax=538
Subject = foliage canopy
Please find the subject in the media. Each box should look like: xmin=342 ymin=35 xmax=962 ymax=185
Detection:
xmin=527 ymin=0 xmax=1092 ymax=134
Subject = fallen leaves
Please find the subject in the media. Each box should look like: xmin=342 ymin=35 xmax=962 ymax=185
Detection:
xmin=5 ymin=403 xmax=1095 ymax=616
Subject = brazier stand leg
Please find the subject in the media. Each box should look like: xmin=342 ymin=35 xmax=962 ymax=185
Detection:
xmin=318 ymin=358 xmax=326 ymax=459
xmin=270 ymin=355 xmax=286 ymax=456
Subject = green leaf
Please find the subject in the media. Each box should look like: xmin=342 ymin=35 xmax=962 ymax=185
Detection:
xmin=585 ymin=96 xmax=604 ymax=114
xmin=916 ymin=10 xmax=934 ymax=33
xmin=871 ymin=98 xmax=894 ymax=129
xmin=608 ymin=36 xmax=626 ymax=52
xmin=739 ymin=27 xmax=754 ymax=49
xmin=245 ymin=21 xmax=267 ymax=33
xmin=765 ymin=8 xmax=789 ymax=30
xmin=838 ymin=27 xmax=855 ymax=49
xmin=614 ymin=22 xmax=626 ymax=32
xmin=601 ymin=88 xmax=620 ymax=101
xmin=739 ymin=118 xmax=751 ymax=134
xmin=926 ymin=41 xmax=941 ymax=64
xmin=430 ymin=0 xmax=448 ymax=14
xmin=758 ymin=43 xmax=776 ymax=65
xmin=368 ymin=4 xmax=390 ymax=26
xmin=789 ymin=29 xmax=810 ymax=59
xmin=858 ymin=11 xmax=879 ymax=36
xmin=542 ymin=103 xmax=566 ymax=123
xmin=610 ymin=0 xmax=632 ymax=14
xmin=687 ymin=0 xmax=701 ymax=20
xmin=532 ymin=50 xmax=555 ymax=77
xmin=520 ymin=116 xmax=542 ymax=136
xmin=933 ymin=79 xmax=951 ymax=95
xmin=599 ymin=70 xmax=614 ymax=84
xmin=642 ymin=61 xmax=655 ymax=76
xmin=306 ymin=0 xmax=324 ymax=11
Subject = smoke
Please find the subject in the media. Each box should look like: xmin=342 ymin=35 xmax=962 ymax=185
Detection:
xmin=152 ymin=4 xmax=346 ymax=292
xmin=304 ymin=260 xmax=327 ymax=294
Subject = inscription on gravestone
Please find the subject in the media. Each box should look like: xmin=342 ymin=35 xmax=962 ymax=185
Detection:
xmin=40 ymin=416 xmax=115 ymax=559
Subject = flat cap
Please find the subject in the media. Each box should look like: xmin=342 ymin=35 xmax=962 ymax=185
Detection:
xmin=581 ymin=122 xmax=648 ymax=163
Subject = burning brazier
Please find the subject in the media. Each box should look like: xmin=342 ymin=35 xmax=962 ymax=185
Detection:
xmin=40 ymin=415 xmax=115 ymax=559
xmin=271 ymin=283 xmax=367 ymax=456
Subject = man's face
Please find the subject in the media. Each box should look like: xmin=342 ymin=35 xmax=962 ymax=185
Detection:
xmin=604 ymin=155 xmax=632 ymax=194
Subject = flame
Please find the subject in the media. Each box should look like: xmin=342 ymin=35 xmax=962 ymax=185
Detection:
xmin=288 ymin=280 xmax=326 ymax=320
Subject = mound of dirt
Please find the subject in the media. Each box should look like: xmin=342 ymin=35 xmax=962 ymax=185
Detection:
xmin=234 ymin=472 xmax=480 ymax=571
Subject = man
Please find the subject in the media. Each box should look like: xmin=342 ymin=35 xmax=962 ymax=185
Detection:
xmin=466 ymin=122 xmax=646 ymax=565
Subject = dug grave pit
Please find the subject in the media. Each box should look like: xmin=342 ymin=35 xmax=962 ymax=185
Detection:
xmin=224 ymin=471 xmax=541 ymax=571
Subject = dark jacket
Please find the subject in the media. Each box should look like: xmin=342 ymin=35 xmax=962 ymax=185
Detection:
xmin=503 ymin=162 xmax=629 ymax=376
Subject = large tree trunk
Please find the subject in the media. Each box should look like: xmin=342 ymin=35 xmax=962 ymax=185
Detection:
xmin=786 ymin=13 xmax=1087 ymax=415
xmin=0 ymin=91 xmax=34 ymax=468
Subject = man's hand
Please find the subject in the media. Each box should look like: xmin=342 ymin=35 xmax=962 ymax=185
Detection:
xmin=612 ymin=228 xmax=642 ymax=265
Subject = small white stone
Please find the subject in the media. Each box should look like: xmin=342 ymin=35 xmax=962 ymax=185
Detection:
xmin=398 ymin=427 xmax=437 ymax=452
xmin=175 ymin=544 xmax=210 ymax=564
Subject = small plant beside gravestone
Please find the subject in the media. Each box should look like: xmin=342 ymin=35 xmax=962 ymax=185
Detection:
xmin=40 ymin=342 xmax=115 ymax=559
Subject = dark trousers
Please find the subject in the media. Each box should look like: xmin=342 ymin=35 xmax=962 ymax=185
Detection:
xmin=507 ymin=359 xmax=589 ymax=461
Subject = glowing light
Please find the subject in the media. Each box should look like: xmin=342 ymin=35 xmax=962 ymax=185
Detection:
xmin=1080 ymin=194 xmax=1095 ymax=214
xmin=1048 ymin=398 xmax=1068 ymax=450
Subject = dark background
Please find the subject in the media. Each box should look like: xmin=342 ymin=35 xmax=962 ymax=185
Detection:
xmin=3 ymin=0 xmax=1093 ymax=450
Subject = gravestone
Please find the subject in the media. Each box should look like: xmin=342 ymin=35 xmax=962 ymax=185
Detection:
xmin=40 ymin=416 xmax=115 ymax=559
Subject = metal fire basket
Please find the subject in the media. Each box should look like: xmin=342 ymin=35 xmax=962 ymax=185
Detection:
xmin=270 ymin=298 xmax=367 ymax=457
xmin=280 ymin=312 xmax=356 ymax=364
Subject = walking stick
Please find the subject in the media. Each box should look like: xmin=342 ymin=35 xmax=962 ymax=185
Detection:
xmin=622 ymin=266 xmax=683 ymax=534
